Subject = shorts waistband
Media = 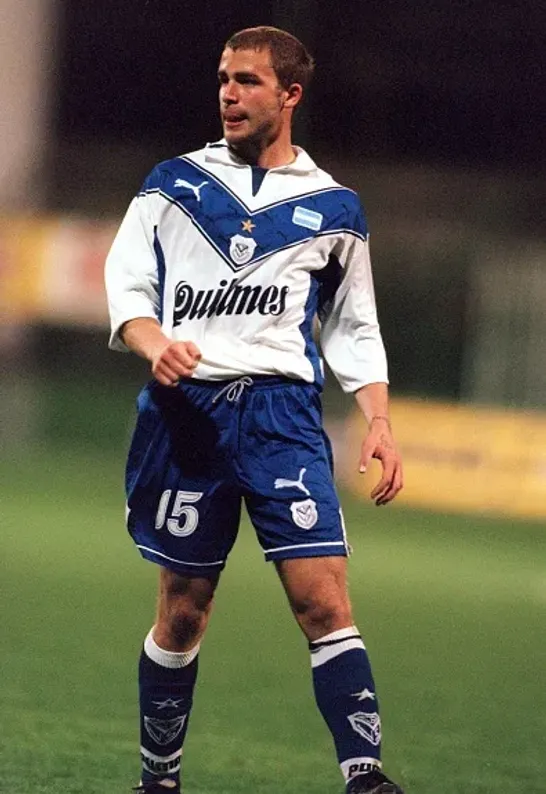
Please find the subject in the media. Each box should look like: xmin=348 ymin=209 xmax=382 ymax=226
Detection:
xmin=175 ymin=375 xmax=311 ymax=391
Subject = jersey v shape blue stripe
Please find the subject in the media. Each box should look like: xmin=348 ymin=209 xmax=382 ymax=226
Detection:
xmin=139 ymin=158 xmax=367 ymax=271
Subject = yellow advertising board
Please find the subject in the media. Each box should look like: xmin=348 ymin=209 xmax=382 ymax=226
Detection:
xmin=0 ymin=215 xmax=116 ymax=325
xmin=0 ymin=217 xmax=51 ymax=320
xmin=341 ymin=398 xmax=546 ymax=519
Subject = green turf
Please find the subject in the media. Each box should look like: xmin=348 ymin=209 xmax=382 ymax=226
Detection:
xmin=1 ymin=444 xmax=545 ymax=793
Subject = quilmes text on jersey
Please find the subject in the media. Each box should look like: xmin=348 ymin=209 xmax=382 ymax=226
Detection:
xmin=172 ymin=279 xmax=289 ymax=324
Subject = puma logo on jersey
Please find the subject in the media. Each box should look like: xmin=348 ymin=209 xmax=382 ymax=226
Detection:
xmin=174 ymin=179 xmax=208 ymax=202
xmin=274 ymin=467 xmax=311 ymax=496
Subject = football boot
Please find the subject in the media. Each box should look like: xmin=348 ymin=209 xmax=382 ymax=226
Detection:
xmin=132 ymin=781 xmax=179 ymax=793
xmin=346 ymin=769 xmax=404 ymax=794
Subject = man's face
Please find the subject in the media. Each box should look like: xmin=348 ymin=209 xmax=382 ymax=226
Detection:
xmin=218 ymin=47 xmax=287 ymax=149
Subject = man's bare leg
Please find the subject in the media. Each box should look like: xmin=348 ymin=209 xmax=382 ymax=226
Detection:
xmin=137 ymin=568 xmax=219 ymax=791
xmin=276 ymin=556 xmax=385 ymax=788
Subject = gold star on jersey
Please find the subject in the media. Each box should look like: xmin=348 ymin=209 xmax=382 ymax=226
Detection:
xmin=241 ymin=219 xmax=256 ymax=233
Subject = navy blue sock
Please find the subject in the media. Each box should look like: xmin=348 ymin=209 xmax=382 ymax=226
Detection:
xmin=310 ymin=626 xmax=382 ymax=784
xmin=139 ymin=628 xmax=200 ymax=787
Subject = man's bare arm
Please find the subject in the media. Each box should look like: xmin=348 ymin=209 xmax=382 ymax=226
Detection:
xmin=121 ymin=317 xmax=201 ymax=387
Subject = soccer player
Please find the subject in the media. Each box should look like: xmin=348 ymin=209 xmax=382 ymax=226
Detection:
xmin=105 ymin=26 xmax=404 ymax=794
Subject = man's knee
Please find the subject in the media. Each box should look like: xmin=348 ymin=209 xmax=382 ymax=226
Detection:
xmin=275 ymin=557 xmax=354 ymax=641
xmin=291 ymin=597 xmax=353 ymax=639
xmin=163 ymin=607 xmax=208 ymax=647
xmin=154 ymin=568 xmax=219 ymax=650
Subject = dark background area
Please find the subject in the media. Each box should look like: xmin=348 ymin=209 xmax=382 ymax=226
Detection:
xmin=55 ymin=0 xmax=545 ymax=172
xmin=28 ymin=0 xmax=544 ymax=410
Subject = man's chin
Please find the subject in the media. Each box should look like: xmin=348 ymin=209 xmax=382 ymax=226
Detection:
xmin=223 ymin=127 xmax=248 ymax=145
xmin=222 ymin=126 xmax=269 ymax=162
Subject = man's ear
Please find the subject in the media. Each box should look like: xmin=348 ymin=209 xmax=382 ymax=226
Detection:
xmin=283 ymin=83 xmax=303 ymax=110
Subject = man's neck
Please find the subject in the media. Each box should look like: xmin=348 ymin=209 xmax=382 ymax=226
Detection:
xmin=229 ymin=138 xmax=296 ymax=169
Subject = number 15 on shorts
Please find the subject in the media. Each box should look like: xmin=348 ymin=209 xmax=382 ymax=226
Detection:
xmin=155 ymin=490 xmax=204 ymax=537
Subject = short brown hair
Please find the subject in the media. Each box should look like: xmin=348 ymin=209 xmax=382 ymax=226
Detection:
xmin=225 ymin=26 xmax=315 ymax=91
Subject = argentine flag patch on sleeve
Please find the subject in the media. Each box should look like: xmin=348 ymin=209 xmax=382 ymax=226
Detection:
xmin=292 ymin=206 xmax=323 ymax=231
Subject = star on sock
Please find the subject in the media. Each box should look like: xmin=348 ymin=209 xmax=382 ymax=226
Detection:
xmin=351 ymin=688 xmax=376 ymax=701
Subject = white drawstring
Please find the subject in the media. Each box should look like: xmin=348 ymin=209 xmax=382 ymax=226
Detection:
xmin=211 ymin=376 xmax=254 ymax=404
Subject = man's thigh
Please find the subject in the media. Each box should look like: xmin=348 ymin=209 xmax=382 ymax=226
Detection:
xmin=240 ymin=381 xmax=349 ymax=562
xmin=125 ymin=381 xmax=241 ymax=576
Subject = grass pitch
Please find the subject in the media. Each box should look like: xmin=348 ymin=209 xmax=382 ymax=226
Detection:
xmin=1 ymin=444 xmax=545 ymax=793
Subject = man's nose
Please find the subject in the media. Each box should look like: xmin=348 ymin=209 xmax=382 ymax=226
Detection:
xmin=221 ymin=80 xmax=239 ymax=104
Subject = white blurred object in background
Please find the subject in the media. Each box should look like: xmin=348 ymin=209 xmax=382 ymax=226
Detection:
xmin=0 ymin=0 xmax=56 ymax=209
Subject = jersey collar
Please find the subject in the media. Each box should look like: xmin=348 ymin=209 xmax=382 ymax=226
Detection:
xmin=204 ymin=139 xmax=317 ymax=175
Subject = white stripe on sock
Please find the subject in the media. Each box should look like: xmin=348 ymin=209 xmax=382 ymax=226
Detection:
xmin=310 ymin=625 xmax=365 ymax=668
xmin=311 ymin=637 xmax=365 ymax=668
xmin=144 ymin=627 xmax=200 ymax=669
xmin=140 ymin=747 xmax=182 ymax=764
xmin=312 ymin=625 xmax=361 ymax=645
xmin=141 ymin=746 xmax=182 ymax=774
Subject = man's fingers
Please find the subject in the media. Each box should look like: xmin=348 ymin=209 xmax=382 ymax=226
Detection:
xmin=373 ymin=460 xmax=403 ymax=506
xmin=370 ymin=463 xmax=393 ymax=501
xmin=185 ymin=341 xmax=202 ymax=361
xmin=169 ymin=345 xmax=200 ymax=371
xmin=153 ymin=341 xmax=202 ymax=384
xmin=359 ymin=440 xmax=374 ymax=473
xmin=368 ymin=443 xmax=404 ymax=505
xmin=153 ymin=361 xmax=185 ymax=386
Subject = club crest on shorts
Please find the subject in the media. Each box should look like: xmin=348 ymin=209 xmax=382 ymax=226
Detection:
xmin=290 ymin=498 xmax=318 ymax=529
xmin=229 ymin=234 xmax=256 ymax=265
xmin=144 ymin=715 xmax=187 ymax=746
xmin=347 ymin=711 xmax=382 ymax=746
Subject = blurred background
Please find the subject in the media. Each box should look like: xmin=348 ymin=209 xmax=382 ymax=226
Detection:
xmin=1 ymin=3 xmax=545 ymax=793
xmin=2 ymin=0 xmax=546 ymax=516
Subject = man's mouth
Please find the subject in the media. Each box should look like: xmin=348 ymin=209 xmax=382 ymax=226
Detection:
xmin=223 ymin=112 xmax=247 ymax=128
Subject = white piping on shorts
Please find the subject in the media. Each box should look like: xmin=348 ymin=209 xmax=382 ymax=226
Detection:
xmin=339 ymin=507 xmax=352 ymax=555
xmin=137 ymin=545 xmax=225 ymax=567
xmin=263 ymin=540 xmax=346 ymax=554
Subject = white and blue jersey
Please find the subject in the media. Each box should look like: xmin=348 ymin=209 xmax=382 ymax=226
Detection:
xmin=105 ymin=140 xmax=388 ymax=393
xmin=105 ymin=141 xmax=388 ymax=572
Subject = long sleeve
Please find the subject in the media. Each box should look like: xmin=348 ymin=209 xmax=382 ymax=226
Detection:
xmin=105 ymin=176 xmax=162 ymax=352
xmin=319 ymin=209 xmax=388 ymax=393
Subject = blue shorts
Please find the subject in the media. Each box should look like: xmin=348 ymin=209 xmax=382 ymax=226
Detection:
xmin=125 ymin=376 xmax=348 ymax=576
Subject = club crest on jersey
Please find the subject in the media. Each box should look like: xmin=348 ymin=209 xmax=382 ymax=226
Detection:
xmin=144 ymin=715 xmax=187 ymax=746
xmin=229 ymin=234 xmax=257 ymax=265
xmin=347 ymin=711 xmax=382 ymax=746
xmin=290 ymin=498 xmax=318 ymax=529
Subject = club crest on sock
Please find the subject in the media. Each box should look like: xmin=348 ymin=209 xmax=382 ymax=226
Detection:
xmin=347 ymin=711 xmax=382 ymax=746
xmin=144 ymin=715 xmax=187 ymax=746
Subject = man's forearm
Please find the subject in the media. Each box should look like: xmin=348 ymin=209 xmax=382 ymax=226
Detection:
xmin=354 ymin=382 xmax=391 ymax=428
xmin=120 ymin=317 xmax=170 ymax=362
